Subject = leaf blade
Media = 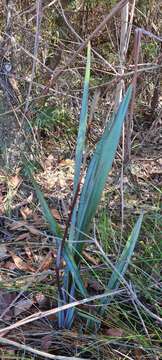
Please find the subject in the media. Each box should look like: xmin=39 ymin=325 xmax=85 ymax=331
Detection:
xmin=74 ymin=41 xmax=91 ymax=192
xmin=100 ymin=213 xmax=143 ymax=313
xmin=76 ymin=85 xmax=132 ymax=248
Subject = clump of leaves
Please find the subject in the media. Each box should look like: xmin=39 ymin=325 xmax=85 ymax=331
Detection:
xmin=35 ymin=106 xmax=71 ymax=132
xmin=26 ymin=43 xmax=143 ymax=330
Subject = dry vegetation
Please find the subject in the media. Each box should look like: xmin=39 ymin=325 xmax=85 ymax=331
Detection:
xmin=0 ymin=0 xmax=161 ymax=359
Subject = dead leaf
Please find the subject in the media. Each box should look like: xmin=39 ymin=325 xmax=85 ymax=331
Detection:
xmin=0 ymin=196 xmax=4 ymax=205
xmin=25 ymin=224 xmax=41 ymax=236
xmin=39 ymin=252 xmax=53 ymax=271
xmin=44 ymin=154 xmax=54 ymax=169
xmin=27 ymin=192 xmax=33 ymax=202
xmin=20 ymin=206 xmax=33 ymax=219
xmin=33 ymin=213 xmax=46 ymax=226
xmin=3 ymin=261 xmax=17 ymax=270
xmin=14 ymin=298 xmax=33 ymax=316
xmin=12 ymin=193 xmax=33 ymax=210
xmin=35 ymin=293 xmax=49 ymax=309
xmin=87 ymin=279 xmax=103 ymax=292
xmin=59 ymin=159 xmax=74 ymax=167
xmin=41 ymin=334 xmax=52 ymax=352
xmin=9 ymin=221 xmax=27 ymax=230
xmin=9 ymin=76 xmax=22 ymax=102
xmin=10 ymin=251 xmax=35 ymax=272
xmin=10 ymin=175 xmax=22 ymax=188
xmin=15 ymin=232 xmax=30 ymax=241
xmin=9 ymin=221 xmax=41 ymax=236
xmin=0 ymin=289 xmax=17 ymax=320
xmin=82 ymin=250 xmax=100 ymax=266
xmin=134 ymin=348 xmax=144 ymax=360
xmin=25 ymin=246 xmax=33 ymax=261
xmin=0 ymin=185 xmax=5 ymax=214
xmin=51 ymin=208 xmax=61 ymax=221
xmin=105 ymin=327 xmax=124 ymax=337
xmin=0 ymin=244 xmax=9 ymax=260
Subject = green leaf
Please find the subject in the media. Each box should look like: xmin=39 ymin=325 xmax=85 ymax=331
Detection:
xmin=100 ymin=213 xmax=143 ymax=313
xmin=68 ymin=42 xmax=91 ymax=247
xmin=62 ymin=44 xmax=91 ymax=327
xmin=74 ymin=42 xmax=91 ymax=193
xmin=109 ymin=214 xmax=143 ymax=289
xmin=25 ymin=164 xmax=62 ymax=237
xmin=64 ymin=85 xmax=132 ymax=329
xmin=76 ymin=85 xmax=132 ymax=249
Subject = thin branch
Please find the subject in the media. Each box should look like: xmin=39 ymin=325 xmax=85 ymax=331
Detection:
xmin=0 ymin=289 xmax=124 ymax=336
xmin=24 ymin=0 xmax=42 ymax=115
xmin=57 ymin=0 xmax=117 ymax=74
xmin=0 ymin=337 xmax=87 ymax=360
xmin=44 ymin=0 xmax=129 ymax=91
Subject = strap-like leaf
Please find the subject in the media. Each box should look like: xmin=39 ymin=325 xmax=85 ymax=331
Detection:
xmin=76 ymin=85 xmax=132 ymax=250
xmin=74 ymin=41 xmax=91 ymax=193
xmin=100 ymin=213 xmax=143 ymax=313
xmin=57 ymin=43 xmax=91 ymax=328
xmin=68 ymin=42 xmax=91 ymax=249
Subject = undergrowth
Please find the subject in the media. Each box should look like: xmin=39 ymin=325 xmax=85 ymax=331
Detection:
xmin=0 ymin=0 xmax=161 ymax=359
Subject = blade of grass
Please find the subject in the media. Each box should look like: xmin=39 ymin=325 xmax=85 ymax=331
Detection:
xmin=69 ymin=42 xmax=91 ymax=247
xmin=100 ymin=213 xmax=143 ymax=314
xmin=74 ymin=41 xmax=91 ymax=192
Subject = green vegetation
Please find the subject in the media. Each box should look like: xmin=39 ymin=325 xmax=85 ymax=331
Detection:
xmin=0 ymin=0 xmax=161 ymax=358
xmin=28 ymin=44 xmax=144 ymax=332
xmin=35 ymin=106 xmax=72 ymax=133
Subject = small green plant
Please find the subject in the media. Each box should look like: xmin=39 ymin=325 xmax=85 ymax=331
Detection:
xmin=141 ymin=41 xmax=158 ymax=61
xmin=26 ymin=43 xmax=143 ymax=330
xmin=35 ymin=106 xmax=71 ymax=132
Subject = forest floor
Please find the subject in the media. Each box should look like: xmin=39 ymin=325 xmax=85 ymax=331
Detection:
xmin=0 ymin=1 xmax=161 ymax=359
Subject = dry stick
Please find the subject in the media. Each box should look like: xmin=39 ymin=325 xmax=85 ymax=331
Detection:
xmin=118 ymin=0 xmax=135 ymax=250
xmin=2 ymin=32 xmax=55 ymax=78
xmin=125 ymin=28 xmax=142 ymax=162
xmin=2 ymin=33 xmax=161 ymax=95
xmin=0 ymin=62 xmax=160 ymax=114
xmin=58 ymin=0 xmax=117 ymax=74
xmin=140 ymin=28 xmax=162 ymax=43
xmin=26 ymin=0 xmax=59 ymax=22
xmin=16 ymin=0 xmax=57 ymax=18
xmin=114 ymin=3 xmax=128 ymax=112
xmin=0 ymin=337 xmax=87 ymax=360
xmin=0 ymin=290 xmax=124 ymax=337
xmin=24 ymin=0 xmax=42 ymax=115
xmin=113 ymin=349 xmax=135 ymax=360
xmin=87 ymin=64 xmax=162 ymax=95
xmin=44 ymin=0 xmax=129 ymax=92
xmin=125 ymin=27 xmax=162 ymax=161
xmin=125 ymin=0 xmax=136 ymax=54
xmin=113 ymin=2 xmax=130 ymax=252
